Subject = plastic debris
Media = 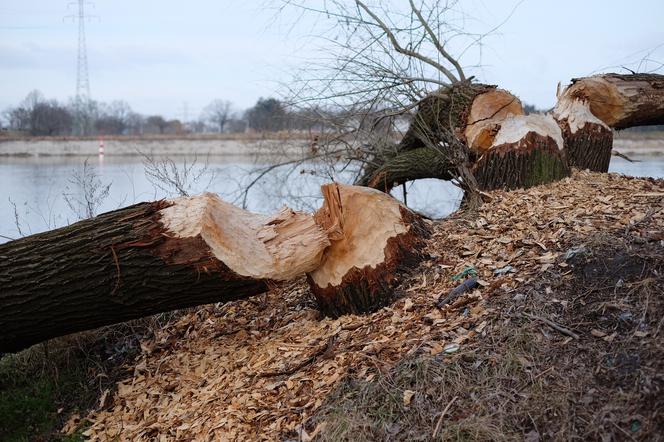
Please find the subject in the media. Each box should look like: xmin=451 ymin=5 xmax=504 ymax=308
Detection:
xmin=494 ymin=265 xmax=514 ymax=275
xmin=452 ymin=266 xmax=477 ymax=281
xmin=564 ymin=245 xmax=589 ymax=260
xmin=444 ymin=343 xmax=460 ymax=354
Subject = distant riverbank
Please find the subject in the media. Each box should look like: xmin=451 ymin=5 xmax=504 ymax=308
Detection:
xmin=0 ymin=137 xmax=309 ymax=157
xmin=612 ymin=132 xmax=664 ymax=156
xmin=1 ymin=132 xmax=663 ymax=157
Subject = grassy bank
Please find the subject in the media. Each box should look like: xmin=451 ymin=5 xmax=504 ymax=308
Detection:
xmin=0 ymin=316 xmax=180 ymax=441
xmin=312 ymin=233 xmax=663 ymax=440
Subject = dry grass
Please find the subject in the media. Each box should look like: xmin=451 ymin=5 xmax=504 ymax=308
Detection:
xmin=0 ymin=311 xmax=188 ymax=441
xmin=310 ymin=232 xmax=664 ymax=441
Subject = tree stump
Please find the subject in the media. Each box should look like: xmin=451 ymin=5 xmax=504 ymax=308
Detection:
xmin=473 ymin=114 xmax=571 ymax=190
xmin=307 ymin=183 xmax=430 ymax=317
xmin=554 ymin=73 xmax=664 ymax=171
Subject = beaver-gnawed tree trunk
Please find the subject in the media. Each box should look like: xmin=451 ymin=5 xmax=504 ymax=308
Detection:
xmin=0 ymin=185 xmax=430 ymax=353
xmin=472 ymin=115 xmax=570 ymax=190
xmin=558 ymin=73 xmax=664 ymax=130
xmin=357 ymin=81 xmax=570 ymax=193
xmin=357 ymin=73 xmax=664 ymax=192
xmin=0 ymin=194 xmax=330 ymax=353
xmin=554 ymin=73 xmax=664 ymax=172
xmin=307 ymin=183 xmax=429 ymax=317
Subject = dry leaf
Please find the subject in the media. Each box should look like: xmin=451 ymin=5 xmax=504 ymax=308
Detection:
xmin=403 ymin=390 xmax=416 ymax=405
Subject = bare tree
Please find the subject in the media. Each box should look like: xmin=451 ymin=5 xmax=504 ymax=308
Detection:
xmin=142 ymin=152 xmax=217 ymax=197
xmin=63 ymin=159 xmax=112 ymax=220
xmin=203 ymin=99 xmax=233 ymax=133
xmin=262 ymin=0 xmax=500 ymax=206
xmin=265 ymin=1 xmax=650 ymax=207
xmin=146 ymin=115 xmax=169 ymax=134
xmin=245 ymin=98 xmax=287 ymax=132
xmin=5 ymin=90 xmax=74 ymax=135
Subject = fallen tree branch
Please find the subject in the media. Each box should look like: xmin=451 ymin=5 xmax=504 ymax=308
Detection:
xmin=432 ymin=395 xmax=459 ymax=439
xmin=523 ymin=313 xmax=580 ymax=339
xmin=612 ymin=150 xmax=640 ymax=162
xmin=257 ymin=335 xmax=335 ymax=378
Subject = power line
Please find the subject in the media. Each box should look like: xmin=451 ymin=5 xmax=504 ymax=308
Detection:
xmin=180 ymin=101 xmax=189 ymax=122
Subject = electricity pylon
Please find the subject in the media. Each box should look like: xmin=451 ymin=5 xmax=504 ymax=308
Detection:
xmin=65 ymin=1 xmax=96 ymax=136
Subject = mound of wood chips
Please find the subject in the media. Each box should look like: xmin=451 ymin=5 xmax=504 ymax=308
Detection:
xmin=76 ymin=171 xmax=663 ymax=441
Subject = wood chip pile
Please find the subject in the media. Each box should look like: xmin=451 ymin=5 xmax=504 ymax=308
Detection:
xmin=75 ymin=171 xmax=663 ymax=441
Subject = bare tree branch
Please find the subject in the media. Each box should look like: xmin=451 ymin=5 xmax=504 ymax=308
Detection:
xmin=408 ymin=0 xmax=465 ymax=81
xmin=355 ymin=0 xmax=458 ymax=84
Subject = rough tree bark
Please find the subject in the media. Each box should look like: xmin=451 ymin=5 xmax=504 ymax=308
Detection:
xmin=307 ymin=183 xmax=430 ymax=317
xmin=472 ymin=114 xmax=570 ymax=190
xmin=358 ymin=82 xmax=570 ymax=192
xmin=558 ymin=73 xmax=664 ymax=130
xmin=554 ymin=73 xmax=664 ymax=172
xmin=0 ymin=194 xmax=330 ymax=353
xmin=0 ymin=186 xmax=430 ymax=353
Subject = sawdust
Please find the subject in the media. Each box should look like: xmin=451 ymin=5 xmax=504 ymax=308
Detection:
xmin=75 ymin=170 xmax=663 ymax=441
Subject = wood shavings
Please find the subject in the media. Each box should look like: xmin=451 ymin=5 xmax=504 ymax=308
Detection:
xmin=80 ymin=171 xmax=663 ymax=441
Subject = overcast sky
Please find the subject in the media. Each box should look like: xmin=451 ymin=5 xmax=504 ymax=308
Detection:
xmin=1 ymin=0 xmax=662 ymax=119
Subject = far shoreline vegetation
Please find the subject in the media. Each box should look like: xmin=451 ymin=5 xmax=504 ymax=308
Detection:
xmin=2 ymin=90 xmax=662 ymax=143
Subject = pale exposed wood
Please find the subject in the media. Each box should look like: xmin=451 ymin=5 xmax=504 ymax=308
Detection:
xmin=553 ymin=97 xmax=609 ymax=134
xmin=553 ymin=97 xmax=613 ymax=172
xmin=557 ymin=73 xmax=664 ymax=129
xmin=160 ymin=193 xmax=330 ymax=280
xmin=311 ymin=184 xmax=407 ymax=287
xmin=491 ymin=114 xmax=564 ymax=151
xmin=464 ymin=89 xmax=524 ymax=152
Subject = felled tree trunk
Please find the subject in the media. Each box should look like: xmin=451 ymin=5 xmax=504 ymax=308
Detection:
xmin=554 ymin=73 xmax=664 ymax=171
xmin=0 ymin=194 xmax=330 ymax=353
xmin=307 ymin=183 xmax=430 ymax=317
xmin=359 ymin=82 xmax=571 ymax=192
xmin=558 ymin=73 xmax=664 ymax=130
xmin=397 ymin=82 xmax=501 ymax=152
xmin=553 ymin=98 xmax=613 ymax=172
xmin=360 ymin=145 xmax=455 ymax=192
xmin=359 ymin=73 xmax=664 ymax=192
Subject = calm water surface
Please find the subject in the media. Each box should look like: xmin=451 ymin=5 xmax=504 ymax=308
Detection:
xmin=0 ymin=154 xmax=662 ymax=242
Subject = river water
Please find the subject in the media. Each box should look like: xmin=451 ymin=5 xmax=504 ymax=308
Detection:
xmin=1 ymin=154 xmax=662 ymax=243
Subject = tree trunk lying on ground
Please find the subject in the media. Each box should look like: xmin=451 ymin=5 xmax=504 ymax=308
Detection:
xmin=0 ymin=194 xmax=330 ymax=353
xmin=554 ymin=73 xmax=664 ymax=171
xmin=0 ymin=186 xmax=427 ymax=353
xmin=358 ymin=73 xmax=664 ymax=191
